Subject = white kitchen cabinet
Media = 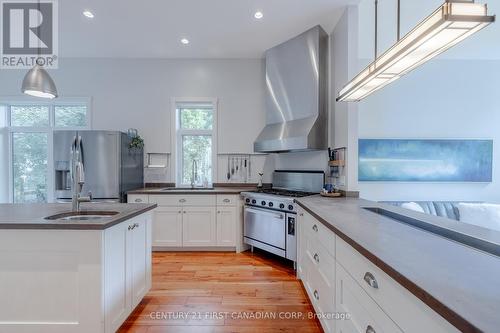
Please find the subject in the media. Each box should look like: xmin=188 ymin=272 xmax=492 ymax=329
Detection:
xmin=104 ymin=214 xmax=152 ymax=333
xmin=182 ymin=207 xmax=217 ymax=246
xmin=336 ymin=263 xmax=402 ymax=333
xmin=128 ymin=194 xmax=149 ymax=204
xmin=138 ymin=193 xmax=241 ymax=250
xmin=217 ymin=206 xmax=237 ymax=246
xmin=130 ymin=215 xmax=152 ymax=308
xmin=297 ymin=209 xmax=336 ymax=333
xmin=151 ymin=207 xmax=183 ymax=247
xmin=104 ymin=220 xmax=131 ymax=333
xmin=335 ymin=236 xmax=458 ymax=333
xmin=297 ymin=208 xmax=458 ymax=333
xmin=0 ymin=211 xmax=152 ymax=333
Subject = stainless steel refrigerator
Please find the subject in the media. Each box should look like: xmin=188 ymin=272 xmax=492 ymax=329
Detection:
xmin=53 ymin=130 xmax=143 ymax=203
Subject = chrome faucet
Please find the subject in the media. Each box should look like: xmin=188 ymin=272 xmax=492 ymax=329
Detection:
xmin=71 ymin=133 xmax=91 ymax=211
xmin=191 ymin=159 xmax=198 ymax=189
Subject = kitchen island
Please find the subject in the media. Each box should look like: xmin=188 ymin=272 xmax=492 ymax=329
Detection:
xmin=295 ymin=196 xmax=500 ymax=333
xmin=0 ymin=203 xmax=157 ymax=333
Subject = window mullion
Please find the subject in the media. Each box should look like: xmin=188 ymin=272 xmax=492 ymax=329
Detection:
xmin=49 ymin=104 xmax=55 ymax=127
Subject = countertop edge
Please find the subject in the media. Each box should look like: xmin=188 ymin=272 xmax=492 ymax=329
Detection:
xmin=127 ymin=186 xmax=255 ymax=195
xmin=129 ymin=190 xmax=246 ymax=195
xmin=0 ymin=204 xmax=158 ymax=230
xmin=295 ymin=199 xmax=479 ymax=333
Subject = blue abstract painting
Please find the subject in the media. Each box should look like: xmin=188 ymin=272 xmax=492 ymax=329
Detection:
xmin=358 ymin=139 xmax=493 ymax=182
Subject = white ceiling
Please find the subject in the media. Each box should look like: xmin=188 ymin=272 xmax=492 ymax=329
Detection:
xmin=58 ymin=0 xmax=356 ymax=58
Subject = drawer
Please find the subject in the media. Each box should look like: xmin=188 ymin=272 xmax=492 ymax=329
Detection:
xmin=336 ymin=262 xmax=403 ymax=333
xmin=336 ymin=237 xmax=458 ymax=333
xmin=128 ymin=194 xmax=148 ymax=204
xmin=304 ymin=250 xmax=335 ymax=333
xmin=216 ymin=194 xmax=239 ymax=206
xmin=304 ymin=230 xmax=335 ymax=284
xmin=149 ymin=195 xmax=216 ymax=207
xmin=300 ymin=209 xmax=335 ymax=257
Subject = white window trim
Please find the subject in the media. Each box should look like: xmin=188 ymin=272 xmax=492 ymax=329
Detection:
xmin=1 ymin=97 xmax=92 ymax=203
xmin=170 ymin=97 xmax=218 ymax=187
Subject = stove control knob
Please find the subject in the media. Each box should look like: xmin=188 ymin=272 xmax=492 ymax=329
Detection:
xmin=268 ymin=202 xmax=274 ymax=207
xmin=246 ymin=198 xmax=250 ymax=203
xmin=279 ymin=203 xmax=285 ymax=209
xmin=261 ymin=201 xmax=266 ymax=206
xmin=288 ymin=204 xmax=294 ymax=211
xmin=251 ymin=199 xmax=257 ymax=204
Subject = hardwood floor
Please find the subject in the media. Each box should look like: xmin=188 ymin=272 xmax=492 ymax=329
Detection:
xmin=118 ymin=250 xmax=323 ymax=333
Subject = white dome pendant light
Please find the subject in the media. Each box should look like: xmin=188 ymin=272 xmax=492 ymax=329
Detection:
xmin=21 ymin=0 xmax=58 ymax=99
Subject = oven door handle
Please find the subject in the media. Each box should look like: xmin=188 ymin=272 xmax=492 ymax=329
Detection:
xmin=245 ymin=207 xmax=284 ymax=220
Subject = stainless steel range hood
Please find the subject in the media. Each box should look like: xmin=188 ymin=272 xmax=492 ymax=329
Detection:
xmin=254 ymin=25 xmax=328 ymax=153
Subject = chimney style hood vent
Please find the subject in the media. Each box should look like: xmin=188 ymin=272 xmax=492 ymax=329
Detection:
xmin=254 ymin=25 xmax=328 ymax=153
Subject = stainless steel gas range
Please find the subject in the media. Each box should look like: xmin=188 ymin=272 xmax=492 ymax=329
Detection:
xmin=241 ymin=170 xmax=324 ymax=266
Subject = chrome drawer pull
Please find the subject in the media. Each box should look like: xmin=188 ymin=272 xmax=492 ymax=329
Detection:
xmin=312 ymin=224 xmax=318 ymax=232
xmin=364 ymin=272 xmax=379 ymax=289
xmin=313 ymin=290 xmax=319 ymax=300
xmin=134 ymin=198 xmax=142 ymax=203
xmin=128 ymin=225 xmax=132 ymax=231
xmin=179 ymin=198 xmax=186 ymax=203
xmin=223 ymin=198 xmax=230 ymax=203
xmin=134 ymin=223 xmax=139 ymax=228
xmin=313 ymin=253 xmax=320 ymax=264
xmin=366 ymin=325 xmax=376 ymax=333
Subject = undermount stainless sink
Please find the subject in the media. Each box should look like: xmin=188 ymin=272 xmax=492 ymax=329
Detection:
xmin=44 ymin=211 xmax=119 ymax=221
xmin=159 ymin=187 xmax=214 ymax=191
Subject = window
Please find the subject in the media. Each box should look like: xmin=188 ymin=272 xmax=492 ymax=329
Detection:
xmin=174 ymin=100 xmax=217 ymax=187
xmin=1 ymin=100 xmax=90 ymax=203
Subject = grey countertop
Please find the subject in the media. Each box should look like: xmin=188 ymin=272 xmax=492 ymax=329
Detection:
xmin=295 ymin=196 xmax=500 ymax=333
xmin=0 ymin=203 xmax=157 ymax=230
xmin=128 ymin=186 xmax=256 ymax=195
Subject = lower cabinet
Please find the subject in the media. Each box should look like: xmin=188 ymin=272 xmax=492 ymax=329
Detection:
xmin=336 ymin=263 xmax=402 ymax=333
xmin=298 ymin=210 xmax=336 ymax=333
xmin=104 ymin=214 xmax=152 ymax=333
xmin=217 ymin=207 xmax=237 ymax=246
xmin=129 ymin=194 xmax=240 ymax=249
xmin=183 ymin=207 xmax=217 ymax=246
xmin=152 ymin=207 xmax=183 ymax=246
xmin=297 ymin=209 xmax=457 ymax=333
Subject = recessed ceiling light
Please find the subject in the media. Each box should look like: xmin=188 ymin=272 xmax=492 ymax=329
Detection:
xmin=254 ymin=11 xmax=263 ymax=19
xmin=180 ymin=38 xmax=189 ymax=45
xmin=83 ymin=10 xmax=94 ymax=18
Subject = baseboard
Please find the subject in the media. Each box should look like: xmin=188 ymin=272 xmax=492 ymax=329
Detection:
xmin=153 ymin=246 xmax=237 ymax=252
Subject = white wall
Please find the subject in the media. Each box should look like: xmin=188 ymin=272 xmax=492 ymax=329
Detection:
xmin=0 ymin=58 xmax=274 ymax=185
xmin=355 ymin=0 xmax=500 ymax=202
xmin=330 ymin=6 xmax=360 ymax=192
xmin=358 ymin=59 xmax=500 ymax=202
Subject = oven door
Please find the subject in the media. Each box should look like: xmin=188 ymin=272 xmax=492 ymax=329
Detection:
xmin=244 ymin=206 xmax=286 ymax=252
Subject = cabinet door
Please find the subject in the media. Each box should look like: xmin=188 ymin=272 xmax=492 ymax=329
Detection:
xmin=217 ymin=207 xmax=237 ymax=246
xmin=182 ymin=207 xmax=217 ymax=246
xmin=152 ymin=207 xmax=183 ymax=247
xmin=130 ymin=216 xmax=150 ymax=308
xmin=104 ymin=221 xmax=131 ymax=333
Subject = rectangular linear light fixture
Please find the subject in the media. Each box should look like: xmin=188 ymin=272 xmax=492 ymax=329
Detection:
xmin=337 ymin=1 xmax=495 ymax=102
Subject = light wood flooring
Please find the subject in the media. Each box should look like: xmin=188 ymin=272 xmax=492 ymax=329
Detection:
xmin=118 ymin=250 xmax=323 ymax=333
